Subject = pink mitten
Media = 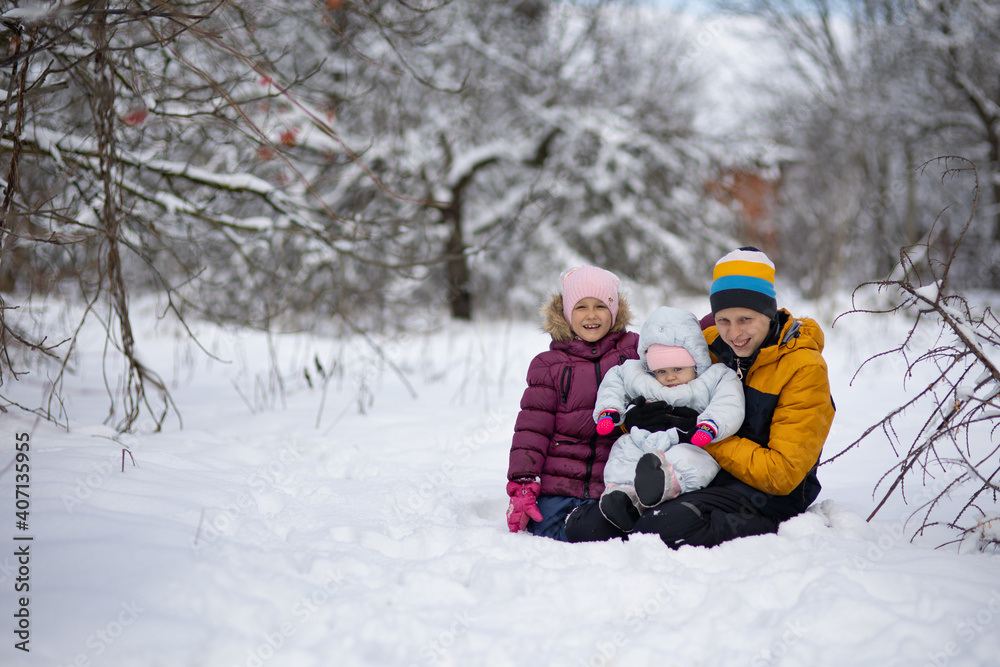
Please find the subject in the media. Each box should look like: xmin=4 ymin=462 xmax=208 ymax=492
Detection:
xmin=506 ymin=480 xmax=543 ymax=532
xmin=690 ymin=421 xmax=718 ymax=447
xmin=596 ymin=410 xmax=620 ymax=436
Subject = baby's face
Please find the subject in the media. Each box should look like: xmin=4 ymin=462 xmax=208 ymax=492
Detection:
xmin=652 ymin=366 xmax=697 ymax=387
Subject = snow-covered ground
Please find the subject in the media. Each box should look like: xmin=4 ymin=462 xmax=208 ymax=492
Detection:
xmin=4 ymin=0 xmax=996 ymax=664
xmin=3 ymin=289 xmax=1000 ymax=667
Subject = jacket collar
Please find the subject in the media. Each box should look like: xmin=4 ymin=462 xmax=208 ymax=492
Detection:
xmin=551 ymin=329 xmax=629 ymax=358
xmin=713 ymin=310 xmax=807 ymax=377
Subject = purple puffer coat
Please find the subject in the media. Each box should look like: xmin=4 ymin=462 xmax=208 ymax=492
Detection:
xmin=507 ymin=293 xmax=639 ymax=500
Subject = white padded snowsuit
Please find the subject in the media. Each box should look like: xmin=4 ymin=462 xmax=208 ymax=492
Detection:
xmin=595 ymin=307 xmax=745 ymax=496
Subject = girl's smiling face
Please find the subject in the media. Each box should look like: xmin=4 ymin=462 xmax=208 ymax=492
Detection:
xmin=570 ymin=297 xmax=613 ymax=342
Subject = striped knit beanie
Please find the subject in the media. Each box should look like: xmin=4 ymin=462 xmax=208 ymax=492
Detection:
xmin=561 ymin=265 xmax=621 ymax=324
xmin=709 ymin=247 xmax=777 ymax=319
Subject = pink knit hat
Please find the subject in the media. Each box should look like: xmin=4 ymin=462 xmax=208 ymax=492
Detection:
xmin=561 ymin=265 xmax=620 ymax=324
xmin=646 ymin=344 xmax=696 ymax=371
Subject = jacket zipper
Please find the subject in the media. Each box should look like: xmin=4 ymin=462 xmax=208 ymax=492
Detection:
xmin=560 ymin=367 xmax=573 ymax=402
xmin=581 ymin=358 xmax=603 ymax=500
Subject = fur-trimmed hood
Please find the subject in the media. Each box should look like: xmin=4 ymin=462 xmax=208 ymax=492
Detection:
xmin=540 ymin=293 xmax=634 ymax=343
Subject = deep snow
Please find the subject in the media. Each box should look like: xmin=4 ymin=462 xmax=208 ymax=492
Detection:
xmin=3 ymin=288 xmax=1000 ymax=667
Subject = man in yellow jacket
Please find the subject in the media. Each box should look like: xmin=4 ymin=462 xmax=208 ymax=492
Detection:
xmin=566 ymin=247 xmax=835 ymax=547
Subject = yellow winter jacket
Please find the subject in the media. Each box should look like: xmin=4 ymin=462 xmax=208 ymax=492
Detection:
xmin=703 ymin=310 xmax=834 ymax=514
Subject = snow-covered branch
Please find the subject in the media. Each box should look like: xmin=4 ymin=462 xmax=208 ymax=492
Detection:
xmin=832 ymin=158 xmax=1000 ymax=551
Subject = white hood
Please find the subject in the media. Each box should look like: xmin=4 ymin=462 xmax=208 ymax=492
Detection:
xmin=637 ymin=306 xmax=712 ymax=376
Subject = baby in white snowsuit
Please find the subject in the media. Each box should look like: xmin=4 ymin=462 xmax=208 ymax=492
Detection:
xmin=593 ymin=306 xmax=745 ymax=532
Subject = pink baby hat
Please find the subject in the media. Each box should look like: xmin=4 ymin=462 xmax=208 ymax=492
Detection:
xmin=646 ymin=344 xmax=696 ymax=371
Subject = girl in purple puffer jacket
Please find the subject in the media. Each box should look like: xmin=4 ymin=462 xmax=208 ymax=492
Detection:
xmin=506 ymin=265 xmax=640 ymax=541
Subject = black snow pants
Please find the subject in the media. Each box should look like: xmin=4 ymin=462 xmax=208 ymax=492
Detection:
xmin=564 ymin=487 xmax=779 ymax=548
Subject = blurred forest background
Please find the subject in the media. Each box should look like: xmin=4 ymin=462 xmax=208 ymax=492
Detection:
xmin=2 ymin=0 xmax=999 ymax=429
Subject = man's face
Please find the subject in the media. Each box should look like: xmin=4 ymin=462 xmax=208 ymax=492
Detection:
xmin=714 ymin=307 xmax=772 ymax=358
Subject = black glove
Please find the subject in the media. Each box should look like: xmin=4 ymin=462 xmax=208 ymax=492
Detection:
xmin=622 ymin=398 xmax=699 ymax=434
xmin=663 ymin=405 xmax=699 ymax=434
xmin=622 ymin=398 xmax=670 ymax=432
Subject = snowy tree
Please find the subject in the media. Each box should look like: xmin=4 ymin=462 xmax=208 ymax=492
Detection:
xmin=0 ymin=0 xmax=451 ymax=428
xmin=891 ymin=0 xmax=1000 ymax=287
xmin=724 ymin=0 xmax=1000 ymax=296
xmin=341 ymin=1 xmax=736 ymax=319
xmin=502 ymin=4 xmax=735 ymax=301
xmin=714 ymin=0 xmax=914 ymax=295
xmin=1 ymin=0 xmax=738 ymax=427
